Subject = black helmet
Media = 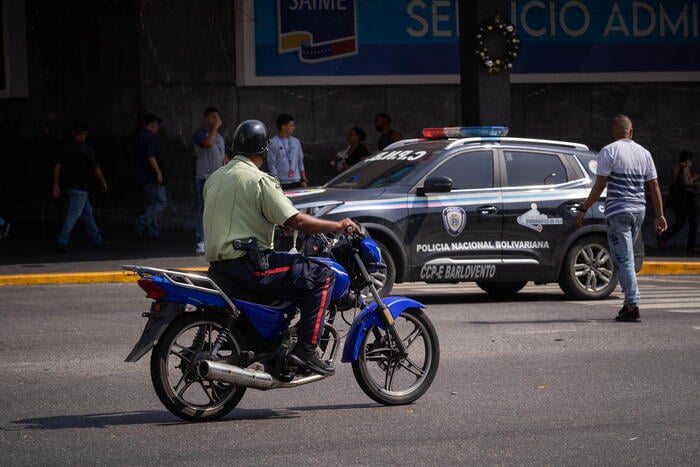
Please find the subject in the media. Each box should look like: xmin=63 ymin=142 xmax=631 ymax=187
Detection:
xmin=232 ymin=120 xmax=269 ymax=156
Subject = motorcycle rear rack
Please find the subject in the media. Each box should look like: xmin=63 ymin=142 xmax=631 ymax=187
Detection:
xmin=122 ymin=265 xmax=237 ymax=312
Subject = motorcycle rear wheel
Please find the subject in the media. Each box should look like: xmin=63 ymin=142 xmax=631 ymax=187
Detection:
xmin=151 ymin=310 xmax=247 ymax=422
xmin=352 ymin=308 xmax=439 ymax=405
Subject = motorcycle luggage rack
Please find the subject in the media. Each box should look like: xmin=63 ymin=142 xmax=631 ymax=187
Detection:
xmin=122 ymin=265 xmax=237 ymax=311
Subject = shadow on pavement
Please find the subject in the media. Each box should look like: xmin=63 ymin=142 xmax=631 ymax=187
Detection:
xmin=9 ymin=410 xmax=177 ymax=430
xmin=9 ymin=403 xmax=379 ymax=429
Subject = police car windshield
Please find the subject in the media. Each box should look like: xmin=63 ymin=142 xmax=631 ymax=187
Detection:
xmin=325 ymin=147 xmax=442 ymax=189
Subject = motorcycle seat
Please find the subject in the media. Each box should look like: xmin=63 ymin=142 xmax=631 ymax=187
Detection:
xmin=203 ymin=268 xmax=292 ymax=308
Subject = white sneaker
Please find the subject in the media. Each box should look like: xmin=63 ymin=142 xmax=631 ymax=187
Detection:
xmin=195 ymin=241 xmax=205 ymax=255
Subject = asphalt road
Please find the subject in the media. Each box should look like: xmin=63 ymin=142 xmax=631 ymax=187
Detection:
xmin=1 ymin=277 xmax=699 ymax=466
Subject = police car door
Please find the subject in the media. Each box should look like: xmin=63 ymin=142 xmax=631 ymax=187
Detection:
xmin=498 ymin=148 xmax=576 ymax=273
xmin=408 ymin=149 xmax=503 ymax=283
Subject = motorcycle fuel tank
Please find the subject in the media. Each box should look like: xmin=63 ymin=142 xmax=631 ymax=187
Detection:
xmin=313 ymin=257 xmax=350 ymax=300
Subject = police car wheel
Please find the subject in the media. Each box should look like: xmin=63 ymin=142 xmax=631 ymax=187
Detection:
xmin=559 ymin=235 xmax=618 ymax=300
xmin=476 ymin=281 xmax=527 ymax=298
xmin=361 ymin=239 xmax=396 ymax=299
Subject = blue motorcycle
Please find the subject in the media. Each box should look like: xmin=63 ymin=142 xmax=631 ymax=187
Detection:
xmin=124 ymin=231 xmax=439 ymax=421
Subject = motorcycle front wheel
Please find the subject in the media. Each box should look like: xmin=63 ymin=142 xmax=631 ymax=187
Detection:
xmin=352 ymin=308 xmax=439 ymax=405
xmin=151 ymin=310 xmax=247 ymax=422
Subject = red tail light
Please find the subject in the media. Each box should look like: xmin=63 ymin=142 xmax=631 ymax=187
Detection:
xmin=137 ymin=278 xmax=167 ymax=300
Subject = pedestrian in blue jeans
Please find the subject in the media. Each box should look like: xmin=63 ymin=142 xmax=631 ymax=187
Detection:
xmin=52 ymin=123 xmax=108 ymax=252
xmin=577 ymin=115 xmax=667 ymax=322
xmin=193 ymin=107 xmax=225 ymax=255
xmin=134 ymin=113 xmax=167 ymax=240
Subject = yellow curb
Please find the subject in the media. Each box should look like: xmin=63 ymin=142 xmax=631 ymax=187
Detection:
xmin=0 ymin=267 xmax=208 ymax=286
xmin=639 ymin=261 xmax=700 ymax=275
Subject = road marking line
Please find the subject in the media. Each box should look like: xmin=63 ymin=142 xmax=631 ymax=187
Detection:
xmin=639 ymin=302 xmax=699 ymax=308
xmin=502 ymin=329 xmax=579 ymax=335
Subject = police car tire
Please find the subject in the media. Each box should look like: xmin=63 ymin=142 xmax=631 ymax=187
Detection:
xmin=366 ymin=238 xmax=395 ymax=298
xmin=476 ymin=281 xmax=527 ymax=297
xmin=558 ymin=235 xmax=618 ymax=300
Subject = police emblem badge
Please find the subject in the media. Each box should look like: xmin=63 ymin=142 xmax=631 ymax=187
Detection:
xmin=442 ymin=207 xmax=466 ymax=237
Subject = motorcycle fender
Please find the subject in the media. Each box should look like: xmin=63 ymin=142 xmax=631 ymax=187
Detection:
xmin=124 ymin=302 xmax=185 ymax=362
xmin=341 ymin=296 xmax=426 ymax=363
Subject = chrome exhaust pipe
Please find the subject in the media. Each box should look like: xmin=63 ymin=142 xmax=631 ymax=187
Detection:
xmin=198 ymin=360 xmax=274 ymax=390
xmin=198 ymin=360 xmax=328 ymax=389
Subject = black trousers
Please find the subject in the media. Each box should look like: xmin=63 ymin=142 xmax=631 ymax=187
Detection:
xmin=209 ymin=252 xmax=335 ymax=346
xmin=662 ymin=196 xmax=698 ymax=251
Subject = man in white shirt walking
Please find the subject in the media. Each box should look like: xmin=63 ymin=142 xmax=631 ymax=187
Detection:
xmin=577 ymin=115 xmax=667 ymax=322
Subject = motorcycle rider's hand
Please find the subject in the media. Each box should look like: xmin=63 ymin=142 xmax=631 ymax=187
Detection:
xmin=335 ymin=218 xmax=358 ymax=235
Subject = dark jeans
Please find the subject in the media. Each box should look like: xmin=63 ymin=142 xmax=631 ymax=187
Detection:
xmin=135 ymin=181 xmax=167 ymax=239
xmin=57 ymin=189 xmax=102 ymax=245
xmin=209 ymin=251 xmax=335 ymax=346
xmin=661 ymin=196 xmax=698 ymax=252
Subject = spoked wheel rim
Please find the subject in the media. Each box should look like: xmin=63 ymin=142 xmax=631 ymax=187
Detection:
xmin=358 ymin=312 xmax=433 ymax=397
xmin=573 ymin=242 xmax=614 ymax=293
xmin=163 ymin=320 xmax=241 ymax=410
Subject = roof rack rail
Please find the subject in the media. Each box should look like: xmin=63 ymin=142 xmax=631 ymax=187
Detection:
xmin=382 ymin=138 xmax=423 ymax=151
xmin=445 ymin=137 xmax=589 ymax=151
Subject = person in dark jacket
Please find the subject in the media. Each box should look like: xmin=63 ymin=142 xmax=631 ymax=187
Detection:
xmin=134 ymin=113 xmax=167 ymax=241
xmin=52 ymin=123 xmax=108 ymax=252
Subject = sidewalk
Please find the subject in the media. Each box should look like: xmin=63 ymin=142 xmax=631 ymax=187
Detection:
xmin=1 ymin=226 xmax=699 ymax=286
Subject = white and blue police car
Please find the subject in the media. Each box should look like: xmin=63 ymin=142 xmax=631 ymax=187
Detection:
xmin=285 ymin=126 xmax=643 ymax=300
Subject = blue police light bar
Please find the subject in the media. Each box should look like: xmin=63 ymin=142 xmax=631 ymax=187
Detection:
xmin=422 ymin=126 xmax=509 ymax=138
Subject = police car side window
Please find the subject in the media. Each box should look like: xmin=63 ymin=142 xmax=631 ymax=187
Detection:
xmin=504 ymin=151 xmax=568 ymax=187
xmin=429 ymin=150 xmax=493 ymax=189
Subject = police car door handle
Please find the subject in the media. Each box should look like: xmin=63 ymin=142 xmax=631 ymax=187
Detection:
xmin=477 ymin=205 xmax=498 ymax=215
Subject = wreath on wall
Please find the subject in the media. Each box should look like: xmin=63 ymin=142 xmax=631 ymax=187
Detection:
xmin=475 ymin=14 xmax=520 ymax=74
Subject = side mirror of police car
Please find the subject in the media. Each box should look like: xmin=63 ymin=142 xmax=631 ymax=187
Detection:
xmin=418 ymin=176 xmax=453 ymax=196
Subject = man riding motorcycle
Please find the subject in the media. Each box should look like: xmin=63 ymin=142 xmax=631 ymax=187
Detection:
xmin=203 ymin=119 xmax=358 ymax=376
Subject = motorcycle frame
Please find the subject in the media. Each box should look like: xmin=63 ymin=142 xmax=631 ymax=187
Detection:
xmin=123 ymin=243 xmax=427 ymax=365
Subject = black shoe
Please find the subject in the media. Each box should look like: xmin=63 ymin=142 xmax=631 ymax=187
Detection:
xmin=56 ymin=243 xmax=69 ymax=253
xmin=289 ymin=344 xmax=335 ymax=376
xmin=615 ymin=305 xmax=641 ymax=322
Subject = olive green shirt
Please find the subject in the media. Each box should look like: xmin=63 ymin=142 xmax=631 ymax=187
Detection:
xmin=203 ymin=155 xmax=299 ymax=261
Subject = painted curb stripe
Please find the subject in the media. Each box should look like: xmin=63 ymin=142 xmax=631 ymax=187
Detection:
xmin=0 ymin=267 xmax=208 ymax=286
xmin=638 ymin=261 xmax=700 ymax=275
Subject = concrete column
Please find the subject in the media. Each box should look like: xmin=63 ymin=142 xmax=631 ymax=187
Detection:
xmin=459 ymin=0 xmax=511 ymax=127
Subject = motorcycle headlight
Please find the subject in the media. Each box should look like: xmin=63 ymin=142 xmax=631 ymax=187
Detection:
xmin=359 ymin=238 xmax=382 ymax=269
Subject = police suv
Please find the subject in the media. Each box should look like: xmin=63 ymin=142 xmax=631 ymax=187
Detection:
xmin=287 ymin=126 xmax=643 ymax=299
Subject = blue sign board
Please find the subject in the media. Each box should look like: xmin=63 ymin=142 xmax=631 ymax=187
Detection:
xmin=510 ymin=0 xmax=700 ymax=75
xmin=236 ymin=0 xmax=700 ymax=85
